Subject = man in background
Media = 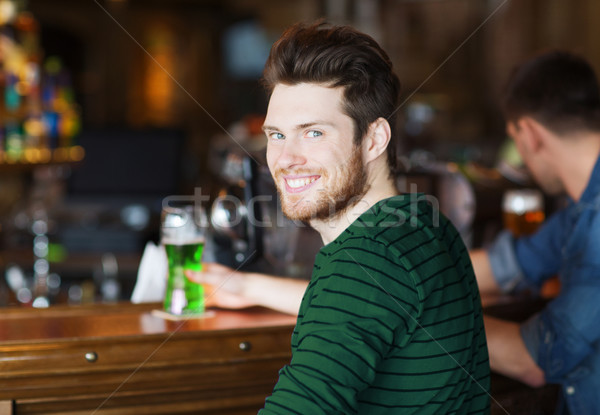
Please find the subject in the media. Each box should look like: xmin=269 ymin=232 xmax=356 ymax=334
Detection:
xmin=471 ymin=50 xmax=600 ymax=414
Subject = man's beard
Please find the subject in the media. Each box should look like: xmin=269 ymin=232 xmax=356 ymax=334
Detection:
xmin=273 ymin=147 xmax=369 ymax=222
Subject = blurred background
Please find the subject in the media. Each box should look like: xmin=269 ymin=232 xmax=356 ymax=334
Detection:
xmin=0 ymin=0 xmax=598 ymax=306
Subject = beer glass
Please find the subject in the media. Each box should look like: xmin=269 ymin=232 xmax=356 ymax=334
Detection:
xmin=502 ymin=189 xmax=545 ymax=237
xmin=502 ymin=189 xmax=560 ymax=297
xmin=161 ymin=203 xmax=207 ymax=315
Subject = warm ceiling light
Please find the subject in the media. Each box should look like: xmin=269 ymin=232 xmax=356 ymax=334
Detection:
xmin=0 ymin=0 xmax=17 ymax=25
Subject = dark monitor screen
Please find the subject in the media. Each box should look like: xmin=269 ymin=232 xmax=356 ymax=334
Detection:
xmin=67 ymin=128 xmax=185 ymax=197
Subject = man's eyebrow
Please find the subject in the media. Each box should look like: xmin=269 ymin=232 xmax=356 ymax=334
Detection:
xmin=297 ymin=121 xmax=335 ymax=129
xmin=262 ymin=121 xmax=334 ymax=132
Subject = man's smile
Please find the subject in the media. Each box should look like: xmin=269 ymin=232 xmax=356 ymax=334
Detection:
xmin=283 ymin=174 xmax=321 ymax=193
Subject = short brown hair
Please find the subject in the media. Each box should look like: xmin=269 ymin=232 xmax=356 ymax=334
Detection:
xmin=263 ymin=21 xmax=401 ymax=173
xmin=503 ymin=50 xmax=600 ymax=135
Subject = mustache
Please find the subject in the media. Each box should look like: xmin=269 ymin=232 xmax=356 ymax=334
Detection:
xmin=274 ymin=168 xmax=326 ymax=178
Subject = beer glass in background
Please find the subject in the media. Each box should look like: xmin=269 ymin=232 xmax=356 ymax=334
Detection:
xmin=502 ymin=189 xmax=560 ymax=297
xmin=502 ymin=189 xmax=545 ymax=237
xmin=161 ymin=203 xmax=207 ymax=316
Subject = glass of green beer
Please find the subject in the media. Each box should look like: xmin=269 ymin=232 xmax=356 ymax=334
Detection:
xmin=161 ymin=203 xmax=207 ymax=316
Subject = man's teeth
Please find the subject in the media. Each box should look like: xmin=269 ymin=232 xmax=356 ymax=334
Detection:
xmin=287 ymin=177 xmax=317 ymax=189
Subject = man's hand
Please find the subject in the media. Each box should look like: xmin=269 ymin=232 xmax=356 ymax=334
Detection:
xmin=186 ymin=262 xmax=308 ymax=315
xmin=186 ymin=262 xmax=260 ymax=310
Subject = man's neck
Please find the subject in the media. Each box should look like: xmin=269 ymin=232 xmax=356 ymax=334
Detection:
xmin=310 ymin=176 xmax=398 ymax=245
xmin=555 ymin=132 xmax=600 ymax=201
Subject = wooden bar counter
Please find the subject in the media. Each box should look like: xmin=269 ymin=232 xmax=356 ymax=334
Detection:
xmin=0 ymin=303 xmax=297 ymax=415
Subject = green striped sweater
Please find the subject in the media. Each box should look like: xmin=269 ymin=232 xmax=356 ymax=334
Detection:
xmin=259 ymin=195 xmax=490 ymax=414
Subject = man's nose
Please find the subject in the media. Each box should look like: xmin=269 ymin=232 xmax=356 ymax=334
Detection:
xmin=271 ymin=141 xmax=307 ymax=170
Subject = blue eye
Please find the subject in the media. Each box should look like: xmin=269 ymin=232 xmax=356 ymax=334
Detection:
xmin=269 ymin=132 xmax=285 ymax=140
xmin=306 ymin=130 xmax=322 ymax=138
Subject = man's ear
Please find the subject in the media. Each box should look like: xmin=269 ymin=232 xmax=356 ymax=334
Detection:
xmin=517 ymin=117 xmax=547 ymax=153
xmin=363 ymin=117 xmax=391 ymax=163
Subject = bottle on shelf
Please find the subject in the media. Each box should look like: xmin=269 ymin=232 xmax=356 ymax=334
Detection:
xmin=0 ymin=0 xmax=83 ymax=165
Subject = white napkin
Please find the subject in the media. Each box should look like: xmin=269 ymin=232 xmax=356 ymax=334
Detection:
xmin=131 ymin=241 xmax=167 ymax=303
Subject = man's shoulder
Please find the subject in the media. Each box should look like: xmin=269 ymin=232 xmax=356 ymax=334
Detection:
xmin=318 ymin=195 xmax=460 ymax=272
xmin=344 ymin=195 xmax=454 ymax=250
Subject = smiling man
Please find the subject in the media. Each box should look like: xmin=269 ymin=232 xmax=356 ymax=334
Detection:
xmin=251 ymin=22 xmax=491 ymax=414
xmin=264 ymin=84 xmax=375 ymax=231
